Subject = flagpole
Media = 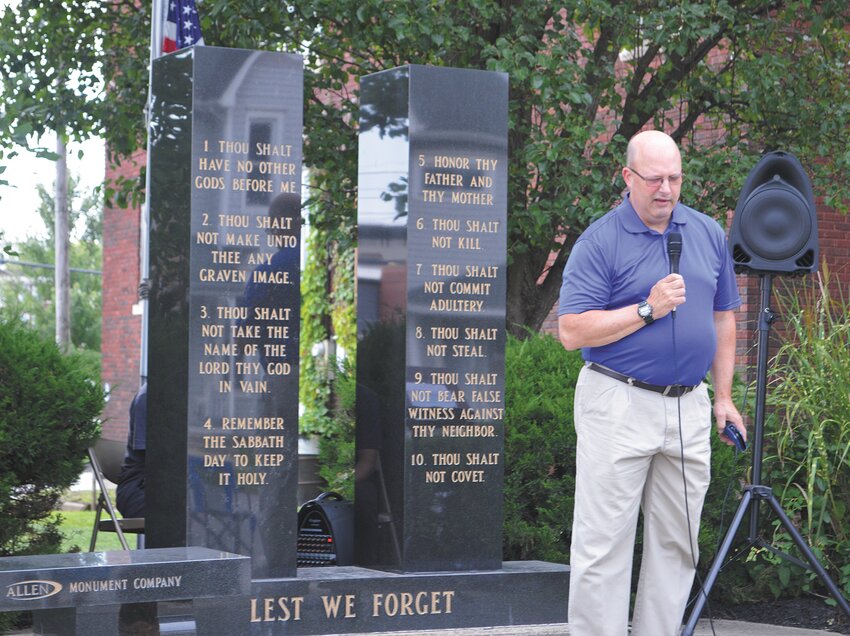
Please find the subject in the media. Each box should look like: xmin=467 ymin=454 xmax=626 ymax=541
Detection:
xmin=140 ymin=0 xmax=162 ymax=382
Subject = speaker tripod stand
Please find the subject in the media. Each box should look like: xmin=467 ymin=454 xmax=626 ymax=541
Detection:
xmin=681 ymin=273 xmax=850 ymax=635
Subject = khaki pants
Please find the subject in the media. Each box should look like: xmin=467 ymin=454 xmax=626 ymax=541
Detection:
xmin=568 ymin=365 xmax=712 ymax=636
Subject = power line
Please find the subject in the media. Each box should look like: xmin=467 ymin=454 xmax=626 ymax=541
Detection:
xmin=0 ymin=257 xmax=101 ymax=276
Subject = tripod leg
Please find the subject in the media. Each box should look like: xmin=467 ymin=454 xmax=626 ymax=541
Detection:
xmin=764 ymin=493 xmax=850 ymax=617
xmin=681 ymin=489 xmax=753 ymax=636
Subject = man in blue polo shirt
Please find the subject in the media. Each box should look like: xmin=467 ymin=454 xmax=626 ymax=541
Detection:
xmin=558 ymin=130 xmax=745 ymax=636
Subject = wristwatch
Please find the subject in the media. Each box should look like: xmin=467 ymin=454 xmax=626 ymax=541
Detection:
xmin=637 ymin=300 xmax=654 ymax=325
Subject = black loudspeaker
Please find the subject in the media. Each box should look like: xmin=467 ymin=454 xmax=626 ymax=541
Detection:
xmin=296 ymin=492 xmax=354 ymax=566
xmin=729 ymin=151 xmax=818 ymax=275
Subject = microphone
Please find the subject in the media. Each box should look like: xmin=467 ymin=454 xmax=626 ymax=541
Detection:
xmin=667 ymin=232 xmax=682 ymax=275
xmin=667 ymin=232 xmax=682 ymax=315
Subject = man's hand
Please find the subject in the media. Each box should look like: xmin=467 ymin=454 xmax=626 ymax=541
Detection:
xmin=713 ymin=398 xmax=746 ymax=446
xmin=646 ymin=274 xmax=685 ymax=319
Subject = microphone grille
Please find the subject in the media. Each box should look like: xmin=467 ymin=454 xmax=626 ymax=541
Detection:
xmin=667 ymin=232 xmax=682 ymax=255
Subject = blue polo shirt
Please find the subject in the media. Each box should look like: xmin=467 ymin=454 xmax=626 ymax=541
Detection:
xmin=558 ymin=196 xmax=741 ymax=386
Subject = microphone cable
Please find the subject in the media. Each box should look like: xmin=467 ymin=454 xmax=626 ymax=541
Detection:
xmin=666 ymin=229 xmax=718 ymax=635
xmin=670 ymin=302 xmax=718 ymax=636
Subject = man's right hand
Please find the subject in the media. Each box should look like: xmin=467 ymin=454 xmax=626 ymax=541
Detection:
xmin=646 ymin=274 xmax=686 ymax=319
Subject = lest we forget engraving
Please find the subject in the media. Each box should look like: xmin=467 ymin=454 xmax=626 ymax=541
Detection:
xmin=147 ymin=46 xmax=302 ymax=579
xmin=355 ymin=64 xmax=508 ymax=572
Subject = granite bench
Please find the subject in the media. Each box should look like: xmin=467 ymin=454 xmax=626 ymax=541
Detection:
xmin=0 ymin=546 xmax=250 ymax=635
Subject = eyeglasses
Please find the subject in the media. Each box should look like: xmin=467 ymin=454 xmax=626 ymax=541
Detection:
xmin=627 ymin=167 xmax=683 ymax=189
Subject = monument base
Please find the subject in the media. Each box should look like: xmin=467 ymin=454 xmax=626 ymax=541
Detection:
xmin=249 ymin=561 xmax=569 ymax=634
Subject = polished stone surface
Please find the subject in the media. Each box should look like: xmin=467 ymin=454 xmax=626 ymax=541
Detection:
xmin=147 ymin=46 xmax=303 ymax=578
xmin=356 ymin=65 xmax=508 ymax=572
xmin=249 ymin=562 xmax=568 ymax=634
xmin=0 ymin=547 xmax=249 ymax=636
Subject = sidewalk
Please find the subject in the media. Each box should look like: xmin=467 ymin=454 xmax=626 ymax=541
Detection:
xmin=330 ymin=623 xmax=840 ymax=635
xmin=9 ymin=619 xmax=840 ymax=636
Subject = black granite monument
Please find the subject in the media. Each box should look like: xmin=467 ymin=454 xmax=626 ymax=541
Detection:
xmin=356 ymin=64 xmax=508 ymax=572
xmin=146 ymin=53 xmax=566 ymax=634
xmin=248 ymin=64 xmax=567 ymax=636
xmin=147 ymin=46 xmax=302 ymax=579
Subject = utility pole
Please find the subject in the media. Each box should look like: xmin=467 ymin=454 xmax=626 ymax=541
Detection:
xmin=54 ymin=130 xmax=71 ymax=351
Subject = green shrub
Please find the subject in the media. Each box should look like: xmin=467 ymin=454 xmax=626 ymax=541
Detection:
xmin=0 ymin=321 xmax=104 ymax=557
xmin=317 ymin=362 xmax=357 ymax=500
xmin=502 ymin=332 xmax=581 ymax=562
xmin=0 ymin=321 xmax=104 ymax=632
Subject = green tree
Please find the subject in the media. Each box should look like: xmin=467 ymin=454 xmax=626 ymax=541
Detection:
xmin=199 ymin=0 xmax=850 ymax=336
xmin=0 ymin=176 xmax=102 ymax=351
xmin=1 ymin=1 xmax=102 ymax=347
xmin=6 ymin=2 xmax=849 ymax=338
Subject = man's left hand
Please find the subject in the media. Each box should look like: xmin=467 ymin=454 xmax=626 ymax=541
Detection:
xmin=713 ymin=398 xmax=746 ymax=445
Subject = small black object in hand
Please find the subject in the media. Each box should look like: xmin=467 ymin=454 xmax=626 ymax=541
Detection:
xmin=723 ymin=422 xmax=747 ymax=452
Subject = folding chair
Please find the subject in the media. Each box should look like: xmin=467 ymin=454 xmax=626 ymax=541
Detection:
xmin=88 ymin=437 xmax=145 ymax=551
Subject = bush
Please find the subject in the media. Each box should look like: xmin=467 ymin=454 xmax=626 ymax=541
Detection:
xmin=502 ymin=332 xmax=581 ymax=562
xmin=317 ymin=361 xmax=357 ymax=500
xmin=0 ymin=321 xmax=104 ymax=557
xmin=502 ymin=333 xmax=748 ymax=572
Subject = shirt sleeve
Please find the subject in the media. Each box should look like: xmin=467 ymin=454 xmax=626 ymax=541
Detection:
xmin=558 ymin=238 xmax=613 ymax=316
xmin=713 ymin=234 xmax=742 ymax=312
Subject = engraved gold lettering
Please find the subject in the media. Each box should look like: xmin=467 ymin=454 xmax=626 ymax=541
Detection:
xmin=196 ymin=231 xmax=218 ymax=244
xmin=254 ymin=143 xmax=293 ymax=157
xmin=321 ymin=594 xmax=357 ymax=619
xmin=218 ymin=214 xmax=250 ymax=227
xmin=194 ymin=175 xmax=225 ymax=190
xmin=371 ymin=591 xmax=455 ymax=617
xmin=218 ymin=140 xmax=249 ymax=154
xmin=441 ymin=424 xmax=497 ymax=437
xmin=199 ymin=268 xmax=246 ymax=283
xmin=232 ymin=177 xmax=273 ymax=192
xmin=224 ymin=233 xmax=259 ymax=246
xmin=424 ymin=172 xmax=463 ymax=186
xmin=198 ymin=157 xmax=229 ymax=171
xmin=433 ymin=155 xmax=470 ymax=169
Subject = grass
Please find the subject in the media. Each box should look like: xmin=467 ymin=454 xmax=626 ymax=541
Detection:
xmin=52 ymin=488 xmax=128 ymax=552
xmin=51 ymin=509 xmax=125 ymax=552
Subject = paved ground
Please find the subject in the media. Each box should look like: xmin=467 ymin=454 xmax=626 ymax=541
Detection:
xmin=8 ymin=620 xmax=840 ymax=635
xmin=325 ymin=623 xmax=839 ymax=636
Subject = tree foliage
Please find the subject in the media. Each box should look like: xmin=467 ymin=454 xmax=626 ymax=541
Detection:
xmin=0 ymin=0 xmax=148 ymax=157
xmin=0 ymin=176 xmax=102 ymax=351
xmin=5 ymin=1 xmax=848 ymax=335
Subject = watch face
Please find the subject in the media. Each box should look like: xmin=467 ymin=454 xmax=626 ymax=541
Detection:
xmin=638 ymin=303 xmax=651 ymax=317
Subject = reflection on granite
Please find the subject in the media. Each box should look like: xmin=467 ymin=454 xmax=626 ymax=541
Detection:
xmin=147 ymin=46 xmax=303 ymax=579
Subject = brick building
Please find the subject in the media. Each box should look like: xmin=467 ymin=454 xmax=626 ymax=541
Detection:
xmin=101 ymin=150 xmax=145 ymax=440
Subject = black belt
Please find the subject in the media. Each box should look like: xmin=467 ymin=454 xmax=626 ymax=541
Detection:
xmin=586 ymin=362 xmax=697 ymax=398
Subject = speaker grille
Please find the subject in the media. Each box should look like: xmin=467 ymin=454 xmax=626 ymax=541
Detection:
xmin=738 ymin=183 xmax=811 ymax=261
xmin=732 ymin=244 xmax=751 ymax=265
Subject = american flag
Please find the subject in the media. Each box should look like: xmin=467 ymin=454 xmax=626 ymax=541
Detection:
xmin=162 ymin=0 xmax=204 ymax=54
